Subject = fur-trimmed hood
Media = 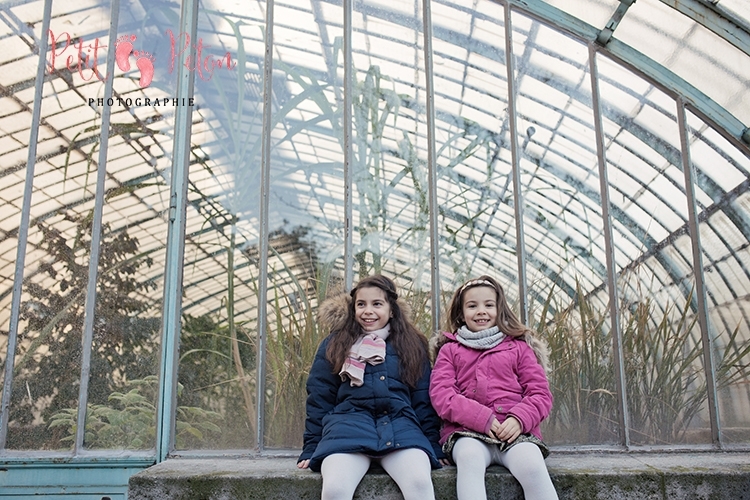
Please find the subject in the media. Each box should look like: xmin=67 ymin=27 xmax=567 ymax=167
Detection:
xmin=429 ymin=329 xmax=550 ymax=374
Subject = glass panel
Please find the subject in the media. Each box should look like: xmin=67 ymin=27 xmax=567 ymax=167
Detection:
xmin=80 ymin=0 xmax=175 ymax=451
xmin=512 ymin=13 xmax=618 ymax=445
xmin=686 ymin=110 xmax=750 ymax=446
xmin=617 ymin=0 xmax=750 ymax=126
xmin=0 ymin=0 xmax=42 ymax=414
xmin=347 ymin=0 xmax=433 ymax=323
xmin=262 ymin=0 xmax=345 ymax=449
xmin=434 ymin=0 xmax=516 ymax=301
xmin=543 ymin=0 xmax=619 ymax=32
xmin=6 ymin=0 xmax=116 ymax=451
xmin=174 ymin=0 xmax=268 ymax=451
xmin=597 ymin=53 xmax=711 ymax=446
xmin=4 ymin=0 xmax=749 ymax=458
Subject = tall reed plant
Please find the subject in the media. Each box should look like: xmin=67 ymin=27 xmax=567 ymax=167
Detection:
xmin=535 ymin=281 xmax=750 ymax=446
xmin=263 ymin=260 xmax=337 ymax=448
xmin=535 ymin=281 xmax=618 ymax=444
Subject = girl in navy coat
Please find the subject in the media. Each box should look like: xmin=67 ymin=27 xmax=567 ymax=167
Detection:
xmin=297 ymin=275 xmax=445 ymax=500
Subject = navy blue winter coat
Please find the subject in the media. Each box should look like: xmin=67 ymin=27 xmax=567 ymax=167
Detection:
xmin=298 ymin=335 xmax=445 ymax=472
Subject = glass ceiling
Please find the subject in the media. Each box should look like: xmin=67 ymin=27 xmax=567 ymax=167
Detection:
xmin=1 ymin=0 xmax=749 ymax=453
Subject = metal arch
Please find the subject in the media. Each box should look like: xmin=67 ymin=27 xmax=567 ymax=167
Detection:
xmin=657 ymin=0 xmax=750 ymax=58
xmin=500 ymin=0 xmax=750 ymax=153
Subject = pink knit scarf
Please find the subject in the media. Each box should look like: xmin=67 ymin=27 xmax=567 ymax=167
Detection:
xmin=339 ymin=324 xmax=391 ymax=387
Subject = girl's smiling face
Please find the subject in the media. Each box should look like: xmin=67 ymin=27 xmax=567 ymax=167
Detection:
xmin=462 ymin=286 xmax=498 ymax=332
xmin=354 ymin=286 xmax=391 ymax=332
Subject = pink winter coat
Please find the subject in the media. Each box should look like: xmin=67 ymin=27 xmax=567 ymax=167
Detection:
xmin=429 ymin=331 xmax=553 ymax=444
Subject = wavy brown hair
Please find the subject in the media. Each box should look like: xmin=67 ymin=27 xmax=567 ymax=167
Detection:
xmin=325 ymin=275 xmax=428 ymax=388
xmin=446 ymin=275 xmax=530 ymax=337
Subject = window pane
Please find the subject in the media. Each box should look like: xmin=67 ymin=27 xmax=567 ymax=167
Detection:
xmin=513 ymin=14 xmax=619 ymax=445
xmin=5 ymin=0 xmax=117 ymax=452
xmin=598 ymin=54 xmax=710 ymax=446
xmin=686 ymin=110 xmax=750 ymax=447
xmin=263 ymin=0 xmax=346 ymax=448
xmin=80 ymin=0 xmax=174 ymax=451
xmin=174 ymin=1 xmax=270 ymax=451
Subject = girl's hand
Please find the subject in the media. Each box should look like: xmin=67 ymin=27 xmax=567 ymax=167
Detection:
xmin=439 ymin=457 xmax=453 ymax=467
xmin=297 ymin=459 xmax=310 ymax=469
xmin=494 ymin=416 xmax=522 ymax=443
xmin=488 ymin=417 xmax=503 ymax=439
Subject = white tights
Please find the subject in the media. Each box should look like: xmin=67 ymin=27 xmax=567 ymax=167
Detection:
xmin=452 ymin=437 xmax=558 ymax=500
xmin=320 ymin=447 xmax=435 ymax=500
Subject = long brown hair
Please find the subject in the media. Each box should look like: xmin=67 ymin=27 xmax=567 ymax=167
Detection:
xmin=325 ymin=275 xmax=428 ymax=388
xmin=446 ymin=275 xmax=530 ymax=337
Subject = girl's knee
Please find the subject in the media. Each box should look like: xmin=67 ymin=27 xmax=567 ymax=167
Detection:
xmin=397 ymin=473 xmax=435 ymax=500
xmin=503 ymin=445 xmax=551 ymax=486
xmin=452 ymin=438 xmax=490 ymax=469
xmin=321 ymin=480 xmax=357 ymax=500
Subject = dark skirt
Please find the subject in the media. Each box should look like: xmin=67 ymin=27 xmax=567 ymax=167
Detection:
xmin=442 ymin=430 xmax=550 ymax=459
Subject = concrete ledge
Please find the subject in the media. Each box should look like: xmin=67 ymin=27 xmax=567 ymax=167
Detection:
xmin=128 ymin=452 xmax=750 ymax=499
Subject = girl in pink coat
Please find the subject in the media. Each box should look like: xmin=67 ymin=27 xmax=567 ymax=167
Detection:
xmin=429 ymin=275 xmax=558 ymax=500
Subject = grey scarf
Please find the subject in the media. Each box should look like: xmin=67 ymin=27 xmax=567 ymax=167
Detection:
xmin=456 ymin=325 xmax=505 ymax=350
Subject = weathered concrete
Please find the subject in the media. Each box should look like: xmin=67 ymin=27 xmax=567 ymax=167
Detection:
xmin=128 ymin=452 xmax=750 ymax=499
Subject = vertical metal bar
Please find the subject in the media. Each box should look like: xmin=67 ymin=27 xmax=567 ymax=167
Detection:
xmin=256 ymin=0 xmax=275 ymax=452
xmin=676 ymin=96 xmax=722 ymax=446
xmin=422 ymin=0 xmax=441 ymax=335
xmin=344 ymin=0 xmax=353 ymax=291
xmin=74 ymin=0 xmax=122 ymax=453
xmin=156 ymin=0 xmax=199 ymax=462
xmin=589 ymin=45 xmax=630 ymax=447
xmin=0 ymin=0 xmax=53 ymax=451
xmin=503 ymin=4 xmax=529 ymax=322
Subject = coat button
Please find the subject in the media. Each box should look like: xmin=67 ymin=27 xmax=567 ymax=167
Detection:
xmin=380 ymin=376 xmax=385 ymax=380
xmin=386 ymin=441 xmax=392 ymax=446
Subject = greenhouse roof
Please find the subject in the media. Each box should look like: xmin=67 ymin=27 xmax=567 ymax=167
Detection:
xmin=1 ymin=0 xmax=749 ymax=329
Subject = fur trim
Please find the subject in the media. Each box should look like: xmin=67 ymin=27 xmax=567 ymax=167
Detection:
xmin=430 ymin=330 xmax=550 ymax=374
xmin=317 ymin=293 xmax=351 ymax=333
xmin=317 ymin=292 xmax=414 ymax=334
xmin=521 ymin=331 xmax=550 ymax=374
xmin=428 ymin=332 xmax=449 ymax=363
